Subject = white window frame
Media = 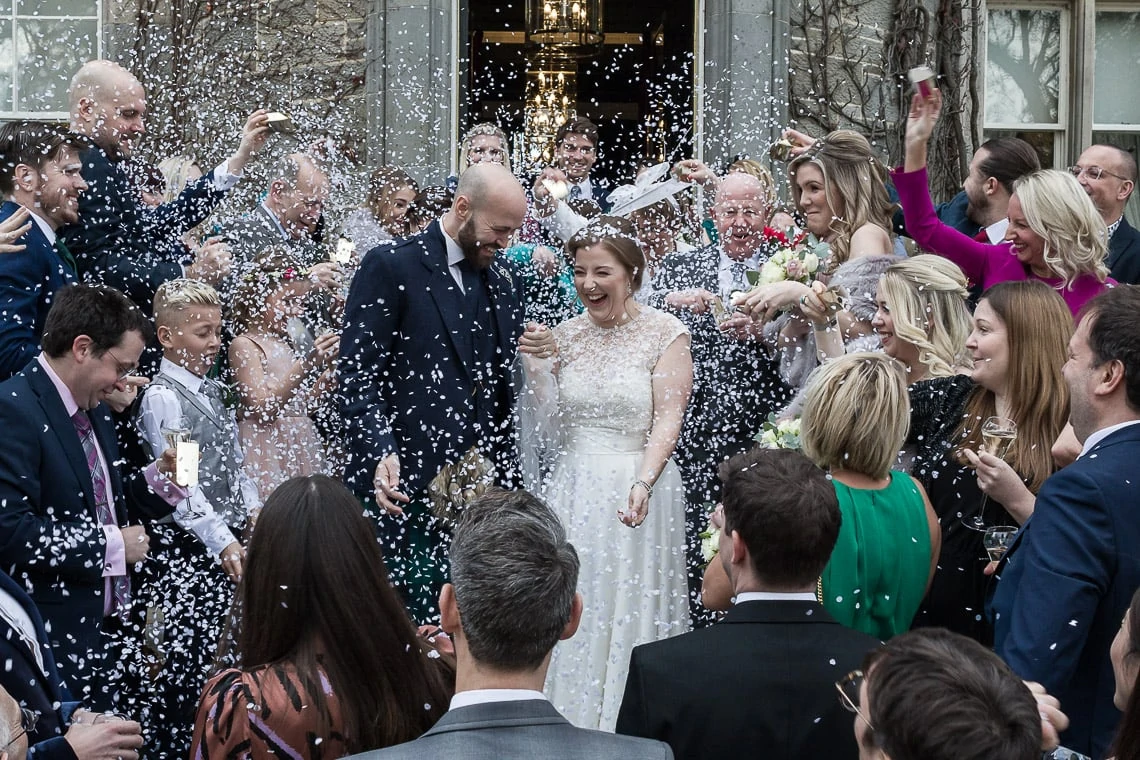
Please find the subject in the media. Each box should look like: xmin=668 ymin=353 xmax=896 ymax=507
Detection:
xmin=0 ymin=0 xmax=102 ymax=120
xmin=982 ymin=2 xmax=1072 ymax=164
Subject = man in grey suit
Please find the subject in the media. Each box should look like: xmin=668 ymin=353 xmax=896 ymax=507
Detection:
xmin=346 ymin=489 xmax=672 ymax=760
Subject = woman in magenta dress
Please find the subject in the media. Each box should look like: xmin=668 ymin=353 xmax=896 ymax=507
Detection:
xmin=895 ymin=87 xmax=1113 ymax=316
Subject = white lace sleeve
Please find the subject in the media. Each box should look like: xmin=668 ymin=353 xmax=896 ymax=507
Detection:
xmin=515 ymin=351 xmax=562 ymax=492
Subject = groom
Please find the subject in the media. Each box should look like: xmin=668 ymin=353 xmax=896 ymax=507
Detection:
xmin=340 ymin=162 xmax=555 ymax=622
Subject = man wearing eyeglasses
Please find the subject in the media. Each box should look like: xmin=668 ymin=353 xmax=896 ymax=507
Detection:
xmin=615 ymin=448 xmax=879 ymax=760
xmin=0 ymin=285 xmax=183 ymax=710
xmin=1071 ymin=145 xmax=1140 ymax=284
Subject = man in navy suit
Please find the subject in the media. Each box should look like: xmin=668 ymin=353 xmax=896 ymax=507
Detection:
xmin=992 ymin=285 xmax=1140 ymax=758
xmin=0 ymin=571 xmax=144 ymax=760
xmin=339 ymin=163 xmax=556 ymax=622
xmin=1072 ymin=144 xmax=1140 ymax=284
xmin=0 ymin=122 xmax=90 ymax=380
xmin=0 ymin=284 xmax=181 ymax=707
xmin=59 ymin=60 xmax=269 ymax=312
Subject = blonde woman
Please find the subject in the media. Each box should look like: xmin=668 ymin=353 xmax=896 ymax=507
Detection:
xmin=898 ymin=87 xmax=1113 ymax=315
xmin=801 ymin=352 xmax=941 ymax=639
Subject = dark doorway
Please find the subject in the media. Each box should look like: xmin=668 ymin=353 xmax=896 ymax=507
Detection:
xmin=463 ymin=0 xmax=697 ymax=184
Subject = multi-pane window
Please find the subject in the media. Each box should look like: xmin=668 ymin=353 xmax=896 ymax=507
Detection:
xmin=0 ymin=1 xmax=101 ymax=118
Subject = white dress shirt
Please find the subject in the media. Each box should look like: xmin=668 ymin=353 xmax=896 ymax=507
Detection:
xmin=717 ymin=250 xmax=762 ymax=301
xmin=441 ymin=225 xmax=468 ymax=293
xmin=449 ymin=688 xmax=549 ymax=711
xmin=734 ymin=591 xmax=818 ymax=604
xmin=984 ymin=218 xmax=1009 ymax=244
xmin=136 ymin=358 xmax=260 ymax=557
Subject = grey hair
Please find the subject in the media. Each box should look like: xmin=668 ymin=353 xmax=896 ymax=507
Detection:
xmin=449 ymin=489 xmax=579 ymax=671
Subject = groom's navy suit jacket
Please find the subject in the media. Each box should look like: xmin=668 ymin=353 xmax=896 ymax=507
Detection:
xmin=992 ymin=423 xmax=1140 ymax=759
xmin=339 ymin=220 xmax=526 ymax=498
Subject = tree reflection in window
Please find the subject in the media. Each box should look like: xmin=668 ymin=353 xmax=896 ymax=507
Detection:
xmin=986 ymin=8 xmax=1061 ymax=125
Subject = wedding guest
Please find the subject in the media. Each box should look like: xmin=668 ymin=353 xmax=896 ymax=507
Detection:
xmin=1073 ymin=144 xmax=1140 ymax=284
xmin=616 ymin=447 xmax=880 ymax=760
xmin=0 ymin=121 xmax=88 ymax=380
xmin=62 ymin=60 xmax=268 ymax=309
xmin=406 ymin=186 xmax=452 ymax=233
xmin=649 ymin=171 xmax=792 ymax=624
xmin=444 ymin=123 xmax=512 ymax=192
xmin=129 ymin=279 xmax=261 ymax=755
xmin=191 ymin=475 xmax=453 ymax=760
xmin=229 ymin=250 xmax=337 ymax=496
xmin=744 ymin=130 xmax=900 ymax=392
xmin=992 ymin=285 xmax=1140 ymax=758
xmin=801 ymin=352 xmax=940 ymax=638
xmin=343 ymin=489 xmax=671 ymax=760
xmin=912 ymin=281 xmax=1072 ymax=644
xmin=897 ymin=87 xmax=1113 ymax=315
xmin=1109 ymin=588 xmax=1140 ymax=760
xmin=850 ymin=628 xmax=1041 ymax=760
xmin=341 ymin=166 xmax=418 ymax=254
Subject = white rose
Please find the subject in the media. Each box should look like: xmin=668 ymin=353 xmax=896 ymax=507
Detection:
xmin=758 ymin=261 xmax=786 ymax=285
xmin=801 ymin=252 xmax=820 ymax=274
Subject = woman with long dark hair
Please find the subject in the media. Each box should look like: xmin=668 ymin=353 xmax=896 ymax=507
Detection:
xmin=191 ymin=475 xmax=453 ymax=760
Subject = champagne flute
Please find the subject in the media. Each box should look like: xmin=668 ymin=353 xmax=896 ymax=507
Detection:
xmin=161 ymin=425 xmax=190 ymax=449
xmin=983 ymin=525 xmax=1018 ymax=562
xmin=964 ymin=416 xmax=1018 ymax=531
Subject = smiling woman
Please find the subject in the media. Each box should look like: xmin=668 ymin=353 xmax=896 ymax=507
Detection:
xmin=897 ymin=86 xmax=1114 ymax=316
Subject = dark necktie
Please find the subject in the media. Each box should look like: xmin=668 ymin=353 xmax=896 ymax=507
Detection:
xmin=973 ymin=229 xmax=989 ymax=243
xmin=71 ymin=410 xmax=129 ymax=617
xmin=55 ymin=238 xmax=77 ymax=275
xmin=457 ymin=258 xmax=482 ymax=304
xmin=569 ymin=184 xmax=583 ymax=201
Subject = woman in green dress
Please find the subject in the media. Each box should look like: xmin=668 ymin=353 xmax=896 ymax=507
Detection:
xmin=801 ymin=351 xmax=941 ymax=638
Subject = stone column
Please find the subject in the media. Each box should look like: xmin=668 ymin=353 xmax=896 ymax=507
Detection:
xmin=701 ymin=0 xmax=790 ymax=172
xmin=366 ymin=0 xmax=457 ymax=184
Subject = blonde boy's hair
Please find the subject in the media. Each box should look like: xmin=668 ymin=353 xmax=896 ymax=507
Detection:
xmin=153 ymin=278 xmax=221 ymax=328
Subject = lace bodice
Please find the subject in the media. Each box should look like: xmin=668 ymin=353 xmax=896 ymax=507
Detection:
xmin=553 ymin=307 xmax=688 ymax=436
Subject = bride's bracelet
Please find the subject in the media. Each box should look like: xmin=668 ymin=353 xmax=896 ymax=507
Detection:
xmin=631 ymin=479 xmax=653 ymax=497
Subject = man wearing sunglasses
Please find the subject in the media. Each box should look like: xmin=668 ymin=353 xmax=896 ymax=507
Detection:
xmin=1071 ymin=145 xmax=1139 ymax=284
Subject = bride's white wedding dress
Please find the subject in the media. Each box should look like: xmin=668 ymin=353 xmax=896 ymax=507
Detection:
xmin=523 ymin=306 xmax=692 ymax=731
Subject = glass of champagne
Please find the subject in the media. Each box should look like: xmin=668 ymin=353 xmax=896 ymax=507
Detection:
xmin=983 ymin=525 xmax=1019 ymax=563
xmin=965 ymin=416 xmax=1018 ymax=531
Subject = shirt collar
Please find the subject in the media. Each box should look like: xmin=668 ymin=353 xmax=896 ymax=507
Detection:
xmin=719 ymin=248 xmax=762 ymax=268
xmin=1078 ymin=419 xmax=1140 ymax=457
xmin=23 ymin=206 xmax=57 ymax=245
xmin=1107 ymin=216 xmax=1124 ymax=239
xmin=36 ymin=352 xmax=79 ymax=417
xmin=984 ymin=218 xmax=1009 ymax=244
xmin=734 ymin=591 xmax=818 ymax=604
xmin=449 ymin=689 xmax=549 ymax=711
xmin=261 ymin=202 xmax=291 ymax=242
xmin=441 ymin=222 xmax=466 ymax=268
xmin=159 ymin=357 xmax=206 ymax=395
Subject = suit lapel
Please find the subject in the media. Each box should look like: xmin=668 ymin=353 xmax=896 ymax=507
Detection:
xmin=0 ymin=573 xmax=63 ymax=696
xmin=421 ymin=223 xmax=476 ymax=382
xmin=486 ymin=259 xmax=521 ymax=360
xmin=26 ymin=364 xmax=99 ymax=515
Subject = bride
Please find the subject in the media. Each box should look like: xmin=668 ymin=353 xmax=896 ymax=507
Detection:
xmin=520 ymin=215 xmax=693 ymax=731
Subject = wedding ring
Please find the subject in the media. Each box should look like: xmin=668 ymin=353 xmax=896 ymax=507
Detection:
xmin=799 ymin=294 xmax=808 ymax=306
